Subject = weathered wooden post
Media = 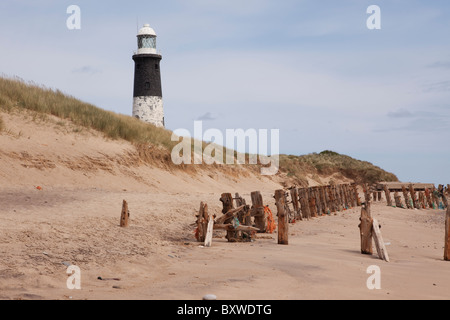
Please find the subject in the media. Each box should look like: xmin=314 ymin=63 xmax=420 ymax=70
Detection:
xmin=275 ymin=189 xmax=288 ymax=245
xmin=251 ymin=191 xmax=266 ymax=233
xmin=418 ymin=191 xmax=426 ymax=209
xmin=425 ymin=188 xmax=433 ymax=209
xmin=120 ymin=200 xmax=130 ymax=227
xmin=394 ymin=191 xmax=403 ymax=208
xmin=315 ymin=187 xmax=323 ymax=216
xmin=363 ymin=184 xmax=371 ymax=204
xmin=402 ymin=185 xmax=412 ymax=209
xmin=341 ymin=185 xmax=349 ymax=209
xmin=445 ymin=205 xmax=450 ymax=261
xmin=353 ymin=184 xmax=361 ymax=207
xmin=235 ymin=193 xmax=252 ymax=239
xmin=220 ymin=193 xmax=234 ymax=214
xmin=409 ymin=184 xmax=419 ymax=209
xmin=204 ymin=210 xmax=214 ymax=247
xmin=346 ymin=184 xmax=354 ymax=208
xmin=326 ymin=186 xmax=335 ymax=213
xmin=290 ymin=187 xmax=302 ymax=221
xmin=384 ymin=185 xmax=393 ymax=207
xmin=196 ymin=202 xmax=209 ymax=242
xmin=441 ymin=185 xmax=449 ymax=208
xmin=220 ymin=193 xmax=236 ymax=241
xmin=321 ymin=186 xmax=329 ymax=215
xmin=308 ymin=188 xmax=318 ymax=217
xmin=359 ymin=202 xmax=373 ymax=255
xmin=431 ymin=186 xmax=439 ymax=209
xmin=335 ymin=185 xmax=342 ymax=211
xmin=299 ymin=188 xmax=311 ymax=220
xmin=327 ymin=186 xmax=334 ymax=213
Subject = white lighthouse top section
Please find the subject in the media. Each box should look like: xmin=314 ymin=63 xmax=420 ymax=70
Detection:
xmin=137 ymin=24 xmax=157 ymax=55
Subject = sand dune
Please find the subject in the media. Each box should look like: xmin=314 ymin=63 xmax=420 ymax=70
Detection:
xmin=1 ymin=111 xmax=449 ymax=300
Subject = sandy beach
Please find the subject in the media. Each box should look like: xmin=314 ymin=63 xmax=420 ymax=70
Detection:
xmin=1 ymin=111 xmax=449 ymax=300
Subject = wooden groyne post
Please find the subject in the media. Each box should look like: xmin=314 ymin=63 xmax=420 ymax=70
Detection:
xmin=275 ymin=189 xmax=289 ymax=245
xmin=359 ymin=202 xmax=373 ymax=255
xmin=444 ymin=187 xmax=449 ymax=260
xmin=120 ymin=200 xmax=130 ymax=227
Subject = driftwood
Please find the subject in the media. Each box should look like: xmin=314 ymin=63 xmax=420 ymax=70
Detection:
xmin=215 ymin=205 xmax=247 ymax=225
xmin=214 ymin=224 xmax=259 ymax=232
xmin=372 ymin=219 xmax=390 ymax=262
xmin=204 ymin=214 xmax=214 ymax=247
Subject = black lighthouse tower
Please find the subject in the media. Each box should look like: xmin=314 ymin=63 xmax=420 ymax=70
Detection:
xmin=132 ymin=24 xmax=164 ymax=127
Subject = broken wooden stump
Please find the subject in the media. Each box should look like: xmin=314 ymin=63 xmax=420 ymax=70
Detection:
xmin=120 ymin=200 xmax=130 ymax=228
xmin=372 ymin=219 xmax=390 ymax=262
xmin=299 ymin=188 xmax=311 ymax=219
xmin=418 ymin=191 xmax=426 ymax=209
xmin=275 ymin=189 xmax=288 ymax=245
xmin=220 ymin=193 xmax=234 ymax=214
xmin=409 ymin=184 xmax=419 ymax=209
xmin=251 ymin=191 xmax=266 ymax=233
xmin=359 ymin=202 xmax=373 ymax=255
xmin=394 ymin=191 xmax=403 ymax=208
xmin=290 ymin=187 xmax=302 ymax=221
xmin=220 ymin=193 xmax=238 ymax=241
xmin=353 ymin=184 xmax=361 ymax=207
xmin=402 ymin=186 xmax=412 ymax=209
xmin=425 ymin=188 xmax=433 ymax=209
xmin=195 ymin=202 xmax=210 ymax=242
xmin=384 ymin=185 xmax=392 ymax=207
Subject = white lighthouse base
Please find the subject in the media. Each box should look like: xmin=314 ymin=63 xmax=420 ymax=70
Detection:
xmin=133 ymin=96 xmax=165 ymax=128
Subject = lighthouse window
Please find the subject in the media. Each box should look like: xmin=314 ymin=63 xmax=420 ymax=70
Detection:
xmin=155 ymin=64 xmax=159 ymax=70
xmin=138 ymin=36 xmax=156 ymax=49
xmin=145 ymin=82 xmax=150 ymax=90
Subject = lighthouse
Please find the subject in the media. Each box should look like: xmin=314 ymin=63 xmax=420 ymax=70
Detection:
xmin=132 ymin=24 xmax=165 ymax=127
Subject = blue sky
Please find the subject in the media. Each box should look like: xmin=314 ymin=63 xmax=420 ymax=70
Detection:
xmin=1 ymin=0 xmax=449 ymax=184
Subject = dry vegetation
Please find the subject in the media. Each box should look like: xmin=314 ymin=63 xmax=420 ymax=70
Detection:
xmin=0 ymin=76 xmax=175 ymax=148
xmin=280 ymin=150 xmax=398 ymax=185
xmin=0 ymin=76 xmax=398 ymax=185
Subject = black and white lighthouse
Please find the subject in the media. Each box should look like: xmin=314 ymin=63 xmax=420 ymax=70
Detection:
xmin=132 ymin=24 xmax=164 ymax=128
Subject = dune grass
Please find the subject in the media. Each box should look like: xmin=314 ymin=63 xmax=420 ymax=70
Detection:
xmin=0 ymin=76 xmax=176 ymax=149
xmin=280 ymin=150 xmax=398 ymax=185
